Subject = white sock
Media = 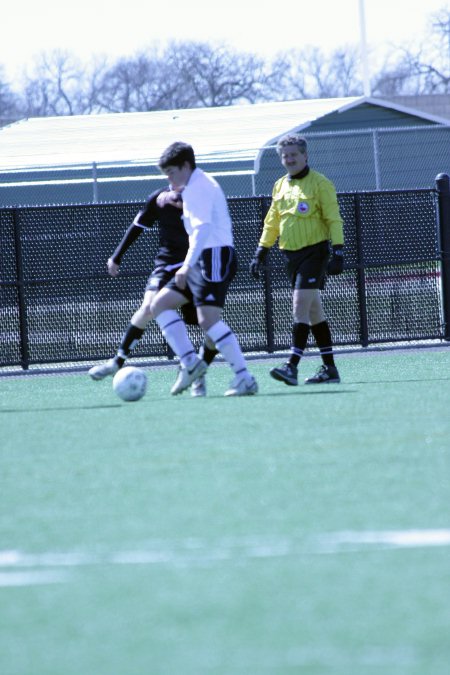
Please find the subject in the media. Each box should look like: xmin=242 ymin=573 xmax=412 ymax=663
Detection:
xmin=207 ymin=320 xmax=248 ymax=376
xmin=155 ymin=310 xmax=196 ymax=367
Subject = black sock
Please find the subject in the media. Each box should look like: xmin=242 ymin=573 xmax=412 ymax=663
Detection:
xmin=310 ymin=321 xmax=335 ymax=367
xmin=199 ymin=343 xmax=219 ymax=366
xmin=116 ymin=323 xmax=145 ymax=366
xmin=289 ymin=322 xmax=310 ymax=366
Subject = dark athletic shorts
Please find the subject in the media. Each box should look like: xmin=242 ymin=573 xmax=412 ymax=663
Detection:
xmin=145 ymin=263 xmax=182 ymax=292
xmin=145 ymin=262 xmax=198 ymax=325
xmin=284 ymin=240 xmax=330 ymax=290
xmin=164 ymin=246 xmax=237 ymax=308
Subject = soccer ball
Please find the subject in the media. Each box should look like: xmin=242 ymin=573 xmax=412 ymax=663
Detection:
xmin=112 ymin=366 xmax=147 ymax=402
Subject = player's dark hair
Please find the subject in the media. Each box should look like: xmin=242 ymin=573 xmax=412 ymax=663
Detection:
xmin=276 ymin=134 xmax=308 ymax=156
xmin=158 ymin=142 xmax=196 ymax=170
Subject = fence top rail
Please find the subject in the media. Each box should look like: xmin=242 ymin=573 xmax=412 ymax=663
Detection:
xmin=0 ymin=187 xmax=439 ymax=214
xmin=338 ymin=187 xmax=437 ymax=198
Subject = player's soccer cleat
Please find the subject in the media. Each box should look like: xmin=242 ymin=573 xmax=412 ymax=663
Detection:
xmin=269 ymin=362 xmax=298 ymax=386
xmin=304 ymin=364 xmax=340 ymax=384
xmin=88 ymin=358 xmax=121 ymax=380
xmin=191 ymin=374 xmax=207 ymax=397
xmin=170 ymin=358 xmax=207 ymax=395
xmin=224 ymin=372 xmax=258 ymax=397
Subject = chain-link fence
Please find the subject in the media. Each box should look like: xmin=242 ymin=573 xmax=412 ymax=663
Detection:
xmin=256 ymin=125 xmax=450 ymax=195
xmin=2 ymin=183 xmax=449 ymax=373
xmin=1 ymin=125 xmax=450 ymax=208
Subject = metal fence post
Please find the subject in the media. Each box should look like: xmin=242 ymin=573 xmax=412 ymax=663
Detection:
xmin=436 ymin=173 xmax=450 ymax=340
xmin=354 ymin=194 xmax=369 ymax=347
xmin=372 ymin=129 xmax=381 ymax=190
xmin=261 ymin=196 xmax=275 ymax=352
xmin=92 ymin=162 xmax=98 ymax=203
xmin=12 ymin=209 xmax=30 ymax=369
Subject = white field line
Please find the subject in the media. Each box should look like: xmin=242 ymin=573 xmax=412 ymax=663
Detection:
xmin=0 ymin=570 xmax=69 ymax=587
xmin=316 ymin=529 xmax=450 ymax=552
xmin=1 ymin=530 xmax=449 ymax=586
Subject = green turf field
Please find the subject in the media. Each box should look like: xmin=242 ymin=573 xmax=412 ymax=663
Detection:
xmin=1 ymin=349 xmax=450 ymax=675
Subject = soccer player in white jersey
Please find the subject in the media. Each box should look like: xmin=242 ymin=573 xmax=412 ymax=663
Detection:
xmin=152 ymin=141 xmax=258 ymax=397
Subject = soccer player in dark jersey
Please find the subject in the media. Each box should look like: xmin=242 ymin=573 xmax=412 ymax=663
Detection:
xmin=250 ymin=133 xmax=344 ymax=385
xmin=88 ymin=184 xmax=217 ymax=396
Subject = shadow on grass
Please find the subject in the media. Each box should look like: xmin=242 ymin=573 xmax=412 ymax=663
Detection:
xmin=0 ymin=404 xmax=123 ymax=414
xmin=2 ymin=389 xmax=357 ymax=411
xmin=171 ymin=388 xmax=357 ymax=401
xmin=345 ymin=377 xmax=450 ymax=385
xmin=260 ymin=388 xmax=356 ymax=397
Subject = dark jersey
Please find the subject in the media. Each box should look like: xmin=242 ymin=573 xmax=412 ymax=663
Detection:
xmin=111 ymin=186 xmax=188 ymax=267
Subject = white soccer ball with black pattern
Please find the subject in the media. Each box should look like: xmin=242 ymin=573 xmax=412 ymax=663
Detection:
xmin=112 ymin=366 xmax=147 ymax=402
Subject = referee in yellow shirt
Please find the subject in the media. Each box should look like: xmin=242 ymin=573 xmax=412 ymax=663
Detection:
xmin=250 ymin=133 xmax=344 ymax=385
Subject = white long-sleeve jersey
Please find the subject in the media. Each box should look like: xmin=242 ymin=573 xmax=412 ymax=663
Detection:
xmin=181 ymin=168 xmax=234 ymax=268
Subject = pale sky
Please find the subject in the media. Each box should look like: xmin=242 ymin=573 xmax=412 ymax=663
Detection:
xmin=1 ymin=0 xmax=449 ymax=83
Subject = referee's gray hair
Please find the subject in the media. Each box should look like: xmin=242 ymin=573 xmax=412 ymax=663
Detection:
xmin=276 ymin=133 xmax=308 ymax=156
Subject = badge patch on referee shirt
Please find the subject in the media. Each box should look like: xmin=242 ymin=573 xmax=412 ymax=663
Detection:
xmin=297 ymin=201 xmax=309 ymax=213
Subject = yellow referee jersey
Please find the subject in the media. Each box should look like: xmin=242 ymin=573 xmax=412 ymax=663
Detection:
xmin=259 ymin=169 xmax=344 ymax=251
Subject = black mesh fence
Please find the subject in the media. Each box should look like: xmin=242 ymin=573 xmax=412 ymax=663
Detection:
xmin=0 ymin=188 xmax=447 ymax=371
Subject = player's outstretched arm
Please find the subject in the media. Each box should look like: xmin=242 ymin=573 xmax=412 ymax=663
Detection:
xmin=106 ymin=221 xmax=145 ymax=275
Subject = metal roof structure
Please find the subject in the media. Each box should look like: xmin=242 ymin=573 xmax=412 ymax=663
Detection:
xmin=1 ymin=96 xmax=449 ymax=172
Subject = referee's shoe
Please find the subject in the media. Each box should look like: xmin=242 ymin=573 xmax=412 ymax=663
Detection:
xmin=270 ymin=362 xmax=298 ymax=386
xmin=305 ymin=364 xmax=340 ymax=384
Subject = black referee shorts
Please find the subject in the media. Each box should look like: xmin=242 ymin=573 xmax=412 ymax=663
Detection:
xmin=284 ymin=240 xmax=330 ymax=290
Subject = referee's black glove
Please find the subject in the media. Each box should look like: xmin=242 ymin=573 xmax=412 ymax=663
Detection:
xmin=249 ymin=246 xmax=269 ymax=280
xmin=327 ymin=245 xmax=344 ymax=275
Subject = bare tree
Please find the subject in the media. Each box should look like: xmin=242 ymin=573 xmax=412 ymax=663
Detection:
xmin=20 ymin=50 xmax=110 ymax=116
xmin=428 ymin=6 xmax=450 ymax=86
xmin=77 ymin=56 xmax=114 ymax=115
xmin=165 ymin=41 xmax=274 ymax=107
xmin=267 ymin=46 xmax=362 ymax=100
xmin=90 ymin=41 xmax=280 ymax=112
xmin=94 ymin=48 xmax=176 ymax=113
xmin=8 ymin=6 xmax=450 ymax=124
xmin=16 ymin=37 xmax=447 ymax=120
xmin=371 ymin=50 xmax=419 ymax=96
xmin=0 ymin=67 xmax=24 ymax=125
xmin=373 ymin=7 xmax=450 ymax=95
